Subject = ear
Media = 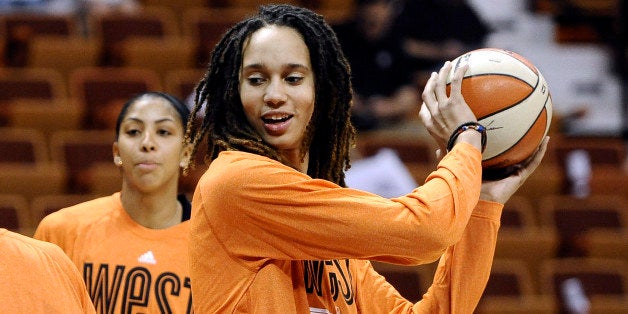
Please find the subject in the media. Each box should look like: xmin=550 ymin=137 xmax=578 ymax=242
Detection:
xmin=113 ymin=142 xmax=122 ymax=166
xmin=179 ymin=143 xmax=193 ymax=169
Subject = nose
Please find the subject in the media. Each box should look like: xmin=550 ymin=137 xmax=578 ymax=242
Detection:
xmin=263 ymin=79 xmax=287 ymax=107
xmin=141 ymin=133 xmax=156 ymax=152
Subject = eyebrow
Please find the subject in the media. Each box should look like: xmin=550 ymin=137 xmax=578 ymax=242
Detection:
xmin=123 ymin=117 xmax=176 ymax=124
xmin=242 ymin=63 xmax=310 ymax=71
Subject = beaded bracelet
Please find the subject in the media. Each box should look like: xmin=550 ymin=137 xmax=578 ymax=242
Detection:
xmin=446 ymin=121 xmax=487 ymax=153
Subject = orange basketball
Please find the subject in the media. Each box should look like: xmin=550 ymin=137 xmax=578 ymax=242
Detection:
xmin=446 ymin=48 xmax=553 ymax=179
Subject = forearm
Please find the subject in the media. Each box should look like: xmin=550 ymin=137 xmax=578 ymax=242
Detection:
xmin=353 ymin=201 xmax=502 ymax=313
xmin=413 ymin=200 xmax=502 ymax=313
xmin=206 ymin=147 xmax=482 ymax=264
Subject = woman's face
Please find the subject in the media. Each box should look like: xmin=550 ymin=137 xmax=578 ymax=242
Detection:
xmin=113 ymin=96 xmax=188 ymax=193
xmin=239 ymin=25 xmax=315 ymax=164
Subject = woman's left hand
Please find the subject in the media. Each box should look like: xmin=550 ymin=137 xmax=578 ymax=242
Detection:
xmin=480 ymin=136 xmax=550 ymax=204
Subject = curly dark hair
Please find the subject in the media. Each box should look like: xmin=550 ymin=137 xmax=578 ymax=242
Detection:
xmin=184 ymin=4 xmax=355 ymax=186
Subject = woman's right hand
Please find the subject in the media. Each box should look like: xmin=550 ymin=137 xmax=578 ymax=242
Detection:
xmin=419 ymin=61 xmax=481 ymax=155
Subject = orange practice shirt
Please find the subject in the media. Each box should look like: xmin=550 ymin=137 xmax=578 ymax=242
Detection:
xmin=34 ymin=193 xmax=192 ymax=314
xmin=190 ymin=143 xmax=503 ymax=313
xmin=0 ymin=228 xmax=96 ymax=313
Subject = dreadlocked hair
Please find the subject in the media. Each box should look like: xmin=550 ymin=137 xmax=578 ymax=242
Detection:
xmin=184 ymin=4 xmax=355 ymax=187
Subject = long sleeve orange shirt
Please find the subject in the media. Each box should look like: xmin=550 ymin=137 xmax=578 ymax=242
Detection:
xmin=0 ymin=228 xmax=96 ymax=313
xmin=189 ymin=143 xmax=502 ymax=313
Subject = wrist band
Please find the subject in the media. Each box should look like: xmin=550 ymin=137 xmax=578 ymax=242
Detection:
xmin=446 ymin=121 xmax=487 ymax=153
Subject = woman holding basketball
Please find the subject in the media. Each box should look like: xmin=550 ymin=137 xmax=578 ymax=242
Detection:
xmin=184 ymin=4 xmax=548 ymax=313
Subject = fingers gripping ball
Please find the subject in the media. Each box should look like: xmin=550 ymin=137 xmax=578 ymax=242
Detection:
xmin=446 ymin=48 xmax=553 ymax=180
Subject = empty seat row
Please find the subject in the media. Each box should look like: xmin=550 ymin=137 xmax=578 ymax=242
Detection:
xmin=0 ymin=66 xmax=200 ymax=105
xmin=0 ymin=67 xmax=205 ymax=131
xmin=0 ymin=4 xmax=356 ymax=69
xmin=478 ymin=257 xmax=628 ymax=314
xmin=372 ymin=257 xmax=628 ymax=314
xmin=0 ymin=193 xmax=97 ymax=236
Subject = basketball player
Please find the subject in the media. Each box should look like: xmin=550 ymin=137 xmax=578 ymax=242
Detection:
xmin=184 ymin=4 xmax=548 ymax=313
xmin=0 ymin=228 xmax=95 ymax=313
xmin=34 ymin=92 xmax=193 ymax=313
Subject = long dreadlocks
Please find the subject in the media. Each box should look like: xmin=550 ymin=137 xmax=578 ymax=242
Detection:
xmin=184 ymin=4 xmax=355 ymax=186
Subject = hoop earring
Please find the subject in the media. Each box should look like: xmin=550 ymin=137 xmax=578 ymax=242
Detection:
xmin=114 ymin=156 xmax=122 ymax=166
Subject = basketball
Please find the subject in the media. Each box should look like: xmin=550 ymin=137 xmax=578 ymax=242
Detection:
xmin=446 ymin=48 xmax=553 ymax=180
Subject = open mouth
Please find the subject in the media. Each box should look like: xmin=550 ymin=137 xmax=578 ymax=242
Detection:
xmin=262 ymin=114 xmax=293 ymax=124
xmin=261 ymin=113 xmax=293 ymax=135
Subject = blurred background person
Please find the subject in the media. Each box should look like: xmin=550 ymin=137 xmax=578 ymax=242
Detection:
xmin=395 ymin=0 xmax=491 ymax=86
xmin=333 ymin=0 xmax=420 ymax=132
